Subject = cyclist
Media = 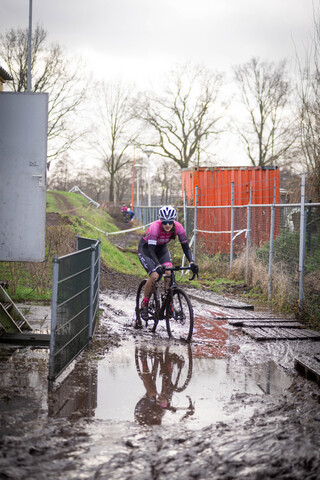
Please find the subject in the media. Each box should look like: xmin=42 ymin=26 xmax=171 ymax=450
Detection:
xmin=134 ymin=345 xmax=194 ymax=425
xmin=138 ymin=205 xmax=198 ymax=320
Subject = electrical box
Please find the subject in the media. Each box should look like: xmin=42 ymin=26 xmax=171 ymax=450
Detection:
xmin=0 ymin=92 xmax=48 ymax=261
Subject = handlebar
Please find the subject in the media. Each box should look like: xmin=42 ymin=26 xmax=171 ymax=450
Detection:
xmin=163 ymin=265 xmax=198 ymax=281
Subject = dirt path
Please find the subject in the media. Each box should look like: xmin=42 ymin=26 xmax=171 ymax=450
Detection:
xmin=1 ymin=202 xmax=319 ymax=478
xmin=1 ymin=286 xmax=320 ymax=479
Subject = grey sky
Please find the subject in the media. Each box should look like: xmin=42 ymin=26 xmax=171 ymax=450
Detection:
xmin=0 ymin=0 xmax=317 ymax=166
xmin=0 ymin=0 xmax=316 ymax=86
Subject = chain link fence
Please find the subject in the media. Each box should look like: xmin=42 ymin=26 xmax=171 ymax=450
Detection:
xmin=135 ymin=174 xmax=320 ymax=324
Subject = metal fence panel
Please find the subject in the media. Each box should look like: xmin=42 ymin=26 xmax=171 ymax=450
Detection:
xmin=49 ymin=237 xmax=100 ymax=385
xmin=134 ymin=206 xmax=160 ymax=225
xmin=77 ymin=236 xmax=101 ymax=335
xmin=304 ymin=205 xmax=320 ymax=318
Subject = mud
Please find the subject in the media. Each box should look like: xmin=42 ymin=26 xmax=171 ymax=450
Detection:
xmin=1 ymin=283 xmax=320 ymax=479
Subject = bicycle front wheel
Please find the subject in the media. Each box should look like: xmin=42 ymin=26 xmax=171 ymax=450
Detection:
xmin=136 ymin=279 xmax=159 ymax=332
xmin=166 ymin=288 xmax=194 ymax=342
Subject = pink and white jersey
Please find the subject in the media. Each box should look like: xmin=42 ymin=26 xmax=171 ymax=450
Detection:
xmin=143 ymin=220 xmax=188 ymax=246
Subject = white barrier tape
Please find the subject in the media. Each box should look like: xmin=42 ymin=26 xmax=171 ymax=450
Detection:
xmin=196 ymin=228 xmax=247 ymax=239
xmin=80 ymin=218 xmax=152 ymax=236
xmin=232 ymin=229 xmax=248 ymax=240
xmin=196 ymin=228 xmax=244 ymax=234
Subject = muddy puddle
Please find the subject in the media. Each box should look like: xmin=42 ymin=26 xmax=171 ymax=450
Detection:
xmin=1 ymin=290 xmax=320 ymax=479
xmin=93 ymin=338 xmax=292 ymax=428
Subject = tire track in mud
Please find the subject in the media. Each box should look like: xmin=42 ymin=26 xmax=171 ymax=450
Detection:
xmin=1 ymin=289 xmax=320 ymax=480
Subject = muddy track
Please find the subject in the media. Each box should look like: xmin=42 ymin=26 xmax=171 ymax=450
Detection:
xmin=50 ymin=191 xmax=83 ymax=215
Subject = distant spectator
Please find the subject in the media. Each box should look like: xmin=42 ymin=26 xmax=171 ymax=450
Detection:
xmin=121 ymin=204 xmax=129 ymax=221
xmin=128 ymin=204 xmax=135 ymax=222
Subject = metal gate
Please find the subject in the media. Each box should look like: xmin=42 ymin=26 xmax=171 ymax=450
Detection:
xmin=48 ymin=237 xmax=101 ymax=386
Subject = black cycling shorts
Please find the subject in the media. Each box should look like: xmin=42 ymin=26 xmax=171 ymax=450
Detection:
xmin=138 ymin=239 xmax=172 ymax=275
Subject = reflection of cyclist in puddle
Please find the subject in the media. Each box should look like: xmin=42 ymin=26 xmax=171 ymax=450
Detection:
xmin=134 ymin=345 xmax=194 ymax=425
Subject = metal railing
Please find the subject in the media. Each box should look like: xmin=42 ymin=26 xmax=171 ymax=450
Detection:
xmin=134 ymin=206 xmax=160 ymax=224
xmin=48 ymin=236 xmax=101 ymax=387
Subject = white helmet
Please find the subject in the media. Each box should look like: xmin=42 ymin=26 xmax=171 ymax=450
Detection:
xmin=159 ymin=205 xmax=177 ymax=221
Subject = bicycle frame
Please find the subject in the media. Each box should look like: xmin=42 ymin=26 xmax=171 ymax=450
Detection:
xmin=136 ymin=266 xmax=196 ymax=342
xmin=153 ymin=266 xmax=189 ymax=317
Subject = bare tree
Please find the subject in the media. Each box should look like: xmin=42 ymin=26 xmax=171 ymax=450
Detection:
xmin=296 ymin=8 xmax=320 ymax=200
xmin=84 ymin=170 xmax=109 ymax=203
xmin=153 ymin=160 xmax=181 ymax=204
xmin=94 ymin=81 xmax=136 ymax=203
xmin=135 ymin=63 xmax=225 ymax=169
xmin=0 ymin=25 xmax=88 ymax=166
xmin=115 ymin=169 xmax=133 ymax=203
xmin=233 ymin=57 xmax=294 ymax=167
xmin=47 ymin=153 xmax=75 ymax=191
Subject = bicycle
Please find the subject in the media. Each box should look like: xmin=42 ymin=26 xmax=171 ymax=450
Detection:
xmin=135 ymin=266 xmax=196 ymax=342
xmin=122 ymin=210 xmax=130 ymax=223
xmin=135 ymin=343 xmax=193 ymax=393
xmin=134 ymin=343 xmax=194 ymax=424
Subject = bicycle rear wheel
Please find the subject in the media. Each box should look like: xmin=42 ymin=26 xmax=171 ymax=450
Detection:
xmin=135 ymin=279 xmax=159 ymax=332
xmin=166 ymin=288 xmax=194 ymax=342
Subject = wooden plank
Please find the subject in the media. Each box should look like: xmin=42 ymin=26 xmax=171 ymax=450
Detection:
xmin=228 ymin=318 xmax=298 ymax=327
xmin=304 ymin=329 xmax=320 ymax=338
xmin=242 ymin=327 xmax=276 ymax=340
xmin=274 ymin=327 xmax=301 ymax=339
xmin=295 ymin=355 xmax=320 ymax=385
xmin=234 ymin=321 xmax=303 ymax=328
xmin=264 ymin=327 xmax=285 ymax=339
xmin=243 ymin=327 xmax=320 ymax=341
xmin=188 ymin=293 xmax=254 ymax=310
xmin=0 ymin=332 xmax=50 ymax=347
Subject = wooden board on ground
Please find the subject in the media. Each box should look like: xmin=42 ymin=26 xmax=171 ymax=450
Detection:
xmin=242 ymin=327 xmax=320 ymax=341
xmin=0 ymin=332 xmax=50 ymax=346
xmin=228 ymin=319 xmax=303 ymax=328
xmin=188 ymin=293 xmax=254 ymax=310
xmin=228 ymin=317 xmax=302 ymax=327
xmin=295 ymin=355 xmax=320 ymax=385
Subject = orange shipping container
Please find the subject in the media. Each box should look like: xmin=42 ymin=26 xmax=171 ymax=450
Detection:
xmin=181 ymin=166 xmax=280 ymax=254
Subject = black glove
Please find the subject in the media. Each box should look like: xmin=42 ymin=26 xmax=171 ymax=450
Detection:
xmin=154 ymin=264 xmax=164 ymax=281
xmin=189 ymin=262 xmax=199 ymax=275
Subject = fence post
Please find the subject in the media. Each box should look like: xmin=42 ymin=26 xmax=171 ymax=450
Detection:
xmin=97 ymin=240 xmax=101 ymax=309
xmin=88 ymin=245 xmax=96 ymax=343
xmin=298 ymin=173 xmax=306 ymax=315
xmin=48 ymin=255 xmax=60 ymax=389
xmin=245 ymin=182 xmax=252 ymax=285
xmin=183 ymin=190 xmax=187 ymax=234
xmin=306 ymin=199 xmax=312 ymax=252
xmin=230 ymin=182 xmax=235 ymax=271
xmin=268 ymin=180 xmax=276 ymax=300
xmin=193 ymin=185 xmax=199 ymax=261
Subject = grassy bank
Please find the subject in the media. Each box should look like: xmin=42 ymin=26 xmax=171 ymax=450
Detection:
xmin=0 ymin=190 xmax=145 ymax=303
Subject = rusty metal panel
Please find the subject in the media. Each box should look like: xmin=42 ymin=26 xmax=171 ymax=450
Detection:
xmin=181 ymin=166 xmax=280 ymax=253
xmin=0 ymin=93 xmax=48 ymax=261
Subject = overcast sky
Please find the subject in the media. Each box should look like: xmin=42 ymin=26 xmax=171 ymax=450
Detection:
xmin=1 ymin=0 xmax=317 ymax=86
xmin=0 ymin=0 xmax=318 ymax=167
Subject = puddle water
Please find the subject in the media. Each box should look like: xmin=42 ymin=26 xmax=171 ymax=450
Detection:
xmin=1 ymin=291 xmax=319 ymax=480
xmin=87 ymin=294 xmax=294 ymax=428
xmin=0 ymin=294 xmax=295 ymax=432
xmin=93 ymin=335 xmax=293 ymax=429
